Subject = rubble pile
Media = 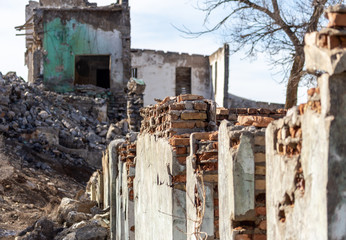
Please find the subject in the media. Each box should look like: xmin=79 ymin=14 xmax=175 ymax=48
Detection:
xmin=0 ymin=71 xmax=128 ymax=179
xmin=16 ymin=197 xmax=110 ymax=240
xmin=127 ymin=78 xmax=146 ymax=132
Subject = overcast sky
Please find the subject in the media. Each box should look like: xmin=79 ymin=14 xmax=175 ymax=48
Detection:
xmin=0 ymin=0 xmax=309 ymax=104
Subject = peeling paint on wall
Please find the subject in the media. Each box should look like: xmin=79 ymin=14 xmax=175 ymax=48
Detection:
xmin=43 ymin=17 xmax=122 ymax=92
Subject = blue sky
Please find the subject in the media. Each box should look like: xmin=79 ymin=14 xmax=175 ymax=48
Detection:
xmin=0 ymin=0 xmax=309 ymax=104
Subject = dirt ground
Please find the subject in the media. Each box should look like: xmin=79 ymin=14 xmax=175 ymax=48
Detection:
xmin=0 ymin=136 xmax=84 ymax=239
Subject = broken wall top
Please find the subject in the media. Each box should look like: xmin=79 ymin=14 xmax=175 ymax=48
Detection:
xmin=38 ymin=0 xmax=127 ymax=8
xmin=140 ymin=94 xmax=216 ymax=138
xmin=305 ymin=4 xmax=346 ymax=75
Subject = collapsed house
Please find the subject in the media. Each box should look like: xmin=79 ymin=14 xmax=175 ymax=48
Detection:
xmin=18 ymin=0 xmax=131 ymax=120
xmin=131 ymin=45 xmax=229 ymax=108
xmin=18 ymin=0 xmax=230 ymax=111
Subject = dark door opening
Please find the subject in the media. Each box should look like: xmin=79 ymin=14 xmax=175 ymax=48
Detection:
xmin=75 ymin=55 xmax=110 ymax=88
xmin=175 ymin=67 xmax=191 ymax=96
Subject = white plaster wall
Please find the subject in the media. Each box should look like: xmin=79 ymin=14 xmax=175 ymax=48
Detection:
xmin=78 ymin=25 xmax=123 ymax=89
xmin=209 ymin=45 xmax=228 ymax=108
xmin=135 ymin=134 xmax=186 ymax=240
xmin=218 ymin=121 xmax=234 ymax=240
xmin=131 ymin=50 xmax=212 ymax=106
xmin=266 ymin=87 xmax=330 ymax=240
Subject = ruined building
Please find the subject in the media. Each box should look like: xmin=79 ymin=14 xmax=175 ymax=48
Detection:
xmin=9 ymin=2 xmax=345 ymax=240
xmin=17 ymin=0 xmax=131 ymax=119
xmin=84 ymin=5 xmax=345 ymax=240
xmin=131 ymin=45 xmax=229 ymax=108
xmin=18 ymin=0 xmax=230 ymax=110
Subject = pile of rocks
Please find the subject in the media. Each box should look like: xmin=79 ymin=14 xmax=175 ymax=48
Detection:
xmin=16 ymin=197 xmax=110 ymax=240
xmin=140 ymin=94 xmax=216 ymax=137
xmin=0 ymin=71 xmax=128 ymax=178
xmin=127 ymin=78 xmax=146 ymax=132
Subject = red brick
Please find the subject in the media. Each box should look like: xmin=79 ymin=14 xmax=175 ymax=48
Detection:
xmin=209 ymin=131 xmax=218 ymax=141
xmin=216 ymin=107 xmax=229 ymax=115
xmin=194 ymin=102 xmax=208 ymax=111
xmin=177 ymin=156 xmax=186 ymax=165
xmin=327 ymin=12 xmax=346 ymax=28
xmin=253 ymin=234 xmax=266 ymax=240
xmin=181 ymin=111 xmax=207 ymax=120
xmin=172 ymin=175 xmax=186 ymax=183
xmin=259 ymin=108 xmax=272 ymax=114
xmin=307 ymin=88 xmax=316 ymax=96
xmin=212 ymin=142 xmax=218 ymax=150
xmin=235 ymin=234 xmax=251 ymax=240
xmin=255 ymin=207 xmax=266 ymax=216
xmin=173 ymin=147 xmax=187 ymax=155
xmin=247 ymin=108 xmax=257 ymax=114
xmin=169 ymin=103 xmax=185 ymax=111
xmin=193 ymin=132 xmax=211 ymax=140
xmin=214 ymin=198 xmax=219 ymax=206
xmin=168 ymin=112 xmax=180 ymax=121
xmin=256 ymin=180 xmax=266 ymax=190
xmin=198 ymin=152 xmax=218 ymax=161
xmin=129 ymin=189 xmax=134 ymax=200
xmin=169 ymin=138 xmax=190 ymax=146
xmin=177 ymin=94 xmax=204 ymax=102
xmin=298 ymin=103 xmax=306 ymax=115
xmin=170 ymin=121 xmax=195 ymax=129
xmin=258 ymin=220 xmax=267 ymax=230
xmin=195 ymin=121 xmax=208 ymax=128
xmin=200 ymin=162 xmax=218 ymax=171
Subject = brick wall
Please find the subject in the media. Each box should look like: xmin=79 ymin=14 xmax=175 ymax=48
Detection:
xmin=140 ymin=94 xmax=216 ymax=137
xmin=219 ymin=121 xmax=268 ymax=240
xmin=186 ymin=131 xmax=219 ymax=239
xmin=216 ymin=107 xmax=286 ymax=127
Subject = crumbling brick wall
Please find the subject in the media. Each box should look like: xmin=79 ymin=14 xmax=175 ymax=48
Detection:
xmin=136 ymin=94 xmax=217 ymax=240
xmin=97 ymin=133 xmax=137 ymax=240
xmin=186 ymin=131 xmax=219 ymax=239
xmin=218 ymin=121 xmax=267 ymax=240
xmin=266 ymin=6 xmax=346 ymax=239
xmin=140 ymin=94 xmax=216 ymax=137
xmin=216 ymin=107 xmax=286 ymax=126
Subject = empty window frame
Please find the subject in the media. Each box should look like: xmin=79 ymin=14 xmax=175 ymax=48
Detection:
xmin=175 ymin=67 xmax=191 ymax=96
xmin=131 ymin=68 xmax=138 ymax=78
xmin=74 ymin=55 xmax=110 ymax=89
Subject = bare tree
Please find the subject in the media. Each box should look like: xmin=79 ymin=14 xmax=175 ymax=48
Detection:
xmin=183 ymin=0 xmax=342 ymax=108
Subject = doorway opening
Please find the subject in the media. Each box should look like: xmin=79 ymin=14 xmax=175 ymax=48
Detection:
xmin=75 ymin=55 xmax=110 ymax=89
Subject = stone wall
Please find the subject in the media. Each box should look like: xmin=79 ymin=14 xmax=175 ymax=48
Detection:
xmin=218 ymin=122 xmax=267 ymax=240
xmin=266 ymin=6 xmax=346 ymax=239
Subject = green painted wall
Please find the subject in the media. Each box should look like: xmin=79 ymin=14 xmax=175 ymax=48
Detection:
xmin=43 ymin=18 xmax=122 ymax=92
